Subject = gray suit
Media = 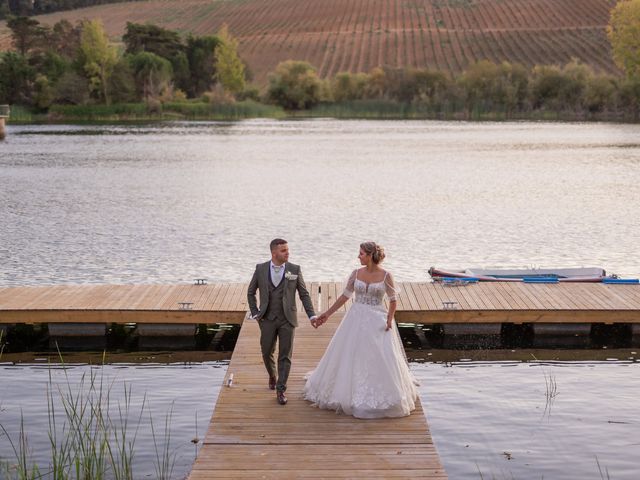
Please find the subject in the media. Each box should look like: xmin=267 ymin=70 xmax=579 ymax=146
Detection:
xmin=247 ymin=261 xmax=316 ymax=391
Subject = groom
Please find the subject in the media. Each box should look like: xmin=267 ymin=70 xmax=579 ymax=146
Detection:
xmin=247 ymin=238 xmax=318 ymax=405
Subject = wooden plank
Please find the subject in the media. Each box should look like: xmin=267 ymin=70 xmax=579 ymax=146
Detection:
xmin=1 ymin=283 xmax=640 ymax=326
xmin=189 ymin=310 xmax=446 ymax=479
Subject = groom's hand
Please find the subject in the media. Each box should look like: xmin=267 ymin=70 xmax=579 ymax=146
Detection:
xmin=310 ymin=316 xmax=319 ymax=329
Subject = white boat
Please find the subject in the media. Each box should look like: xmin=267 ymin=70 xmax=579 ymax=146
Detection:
xmin=428 ymin=266 xmax=607 ymax=282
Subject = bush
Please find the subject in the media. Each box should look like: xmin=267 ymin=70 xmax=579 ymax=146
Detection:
xmin=54 ymin=71 xmax=90 ymax=105
xmin=266 ymin=60 xmax=324 ymax=110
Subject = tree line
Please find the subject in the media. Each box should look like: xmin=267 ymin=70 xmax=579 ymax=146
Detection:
xmin=266 ymin=59 xmax=640 ymax=120
xmin=0 ymin=0 xmax=142 ymax=19
xmin=0 ymin=16 xmax=247 ymax=109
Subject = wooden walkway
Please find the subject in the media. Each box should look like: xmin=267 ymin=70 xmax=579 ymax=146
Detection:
xmin=188 ymin=310 xmax=447 ymax=479
xmin=1 ymin=281 xmax=639 ymax=324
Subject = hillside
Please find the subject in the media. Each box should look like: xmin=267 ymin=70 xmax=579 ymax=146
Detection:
xmin=0 ymin=0 xmax=620 ymax=83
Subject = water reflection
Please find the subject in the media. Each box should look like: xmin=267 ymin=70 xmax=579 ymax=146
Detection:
xmin=0 ymin=360 xmax=228 ymax=480
xmin=2 ymin=120 xmax=640 ymax=285
xmin=412 ymin=357 xmax=640 ymax=479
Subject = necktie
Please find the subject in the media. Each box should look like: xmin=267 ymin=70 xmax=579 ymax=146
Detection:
xmin=273 ymin=265 xmax=283 ymax=286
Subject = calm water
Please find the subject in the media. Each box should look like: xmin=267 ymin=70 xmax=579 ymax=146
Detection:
xmin=2 ymin=120 xmax=640 ymax=478
xmin=1 ymin=359 xmax=638 ymax=479
xmin=414 ymin=359 xmax=640 ymax=479
xmin=0 ymin=361 xmax=227 ymax=480
xmin=1 ymin=120 xmax=640 ymax=284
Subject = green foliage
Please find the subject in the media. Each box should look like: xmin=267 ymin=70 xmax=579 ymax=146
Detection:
xmin=530 ymin=60 xmax=593 ymax=112
xmin=619 ymin=76 xmax=640 ymax=119
xmin=123 ymin=22 xmax=183 ymax=59
xmin=214 ymin=24 xmax=246 ymax=95
xmin=127 ymin=51 xmax=173 ymax=101
xmin=80 ymin=19 xmax=117 ymax=104
xmin=30 ymin=50 xmax=69 ymax=83
xmin=50 ymin=19 xmax=83 ymax=60
xmin=584 ymin=74 xmax=618 ymax=113
xmin=54 ymin=71 xmax=90 ymax=105
xmin=109 ymin=57 xmax=137 ymax=104
xmin=33 ymin=73 xmax=54 ymax=110
xmin=331 ymin=72 xmax=369 ymax=102
xmin=6 ymin=15 xmax=48 ymax=55
xmin=608 ymin=0 xmax=640 ymax=79
xmin=267 ymin=60 xmax=325 ymax=110
xmin=458 ymin=60 xmax=529 ymax=114
xmin=186 ymin=35 xmax=221 ymax=98
xmin=0 ymin=51 xmax=34 ymax=104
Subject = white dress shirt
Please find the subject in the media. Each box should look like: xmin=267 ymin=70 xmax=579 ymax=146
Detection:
xmin=270 ymin=261 xmax=286 ymax=287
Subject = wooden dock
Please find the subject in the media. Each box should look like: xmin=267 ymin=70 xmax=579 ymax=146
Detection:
xmin=1 ymin=281 xmax=639 ymax=325
xmin=189 ymin=310 xmax=447 ymax=479
xmin=2 ymin=280 xmax=640 ymax=478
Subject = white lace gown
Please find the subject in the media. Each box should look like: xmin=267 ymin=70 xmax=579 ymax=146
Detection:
xmin=303 ymin=269 xmax=418 ymax=419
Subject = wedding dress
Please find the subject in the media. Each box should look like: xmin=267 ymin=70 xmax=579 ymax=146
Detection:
xmin=303 ymin=269 xmax=418 ymax=419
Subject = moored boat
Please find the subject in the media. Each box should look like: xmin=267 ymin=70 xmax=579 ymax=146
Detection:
xmin=428 ymin=266 xmax=607 ymax=282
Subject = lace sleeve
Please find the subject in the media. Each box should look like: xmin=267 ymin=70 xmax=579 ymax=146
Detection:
xmin=385 ymin=272 xmax=400 ymax=302
xmin=342 ymin=269 xmax=357 ymax=298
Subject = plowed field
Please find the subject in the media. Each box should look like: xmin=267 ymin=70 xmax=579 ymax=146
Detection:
xmin=0 ymin=0 xmax=619 ymax=83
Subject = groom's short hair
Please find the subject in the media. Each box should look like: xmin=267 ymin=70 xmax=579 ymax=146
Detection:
xmin=270 ymin=238 xmax=288 ymax=251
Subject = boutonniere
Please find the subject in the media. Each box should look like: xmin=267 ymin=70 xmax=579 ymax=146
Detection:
xmin=285 ymin=271 xmax=298 ymax=280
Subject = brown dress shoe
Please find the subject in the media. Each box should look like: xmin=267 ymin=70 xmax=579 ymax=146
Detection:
xmin=277 ymin=390 xmax=288 ymax=405
xmin=269 ymin=376 xmax=276 ymax=390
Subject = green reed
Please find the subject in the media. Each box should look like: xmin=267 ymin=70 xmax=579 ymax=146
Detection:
xmin=48 ymin=100 xmax=284 ymax=121
xmin=0 ymin=350 xmax=176 ymax=480
xmin=149 ymin=404 xmax=176 ymax=480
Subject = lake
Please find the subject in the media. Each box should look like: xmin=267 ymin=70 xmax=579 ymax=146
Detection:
xmin=1 ymin=119 xmax=640 ymax=478
xmin=1 ymin=120 xmax=639 ymax=284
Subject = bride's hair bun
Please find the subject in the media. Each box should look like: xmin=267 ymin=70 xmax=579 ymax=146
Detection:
xmin=360 ymin=241 xmax=386 ymax=264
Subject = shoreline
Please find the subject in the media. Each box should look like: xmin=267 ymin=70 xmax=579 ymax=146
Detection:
xmin=5 ymin=102 xmax=638 ymax=125
xmin=1 ymin=348 xmax=636 ymax=364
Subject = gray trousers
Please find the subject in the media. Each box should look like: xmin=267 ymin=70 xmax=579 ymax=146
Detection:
xmin=259 ymin=315 xmax=295 ymax=392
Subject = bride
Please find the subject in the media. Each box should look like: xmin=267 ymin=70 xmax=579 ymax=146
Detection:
xmin=303 ymin=241 xmax=418 ymax=419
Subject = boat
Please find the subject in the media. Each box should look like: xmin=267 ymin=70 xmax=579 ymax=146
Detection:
xmin=428 ymin=266 xmax=608 ymax=283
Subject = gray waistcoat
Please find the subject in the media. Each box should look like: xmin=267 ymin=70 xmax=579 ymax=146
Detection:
xmin=264 ymin=277 xmax=285 ymax=321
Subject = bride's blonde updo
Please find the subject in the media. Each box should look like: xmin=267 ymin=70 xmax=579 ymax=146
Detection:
xmin=360 ymin=241 xmax=386 ymax=264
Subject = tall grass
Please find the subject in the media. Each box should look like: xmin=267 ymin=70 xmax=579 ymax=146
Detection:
xmin=0 ymin=351 xmax=175 ymax=480
xmin=48 ymin=100 xmax=285 ymax=121
xmin=149 ymin=404 xmax=176 ymax=480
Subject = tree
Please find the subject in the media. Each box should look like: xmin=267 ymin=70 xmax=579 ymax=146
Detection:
xmin=584 ymin=75 xmax=617 ymax=113
xmin=7 ymin=15 xmax=48 ymax=55
xmin=50 ymin=19 xmax=82 ymax=60
xmin=266 ymin=60 xmax=323 ymax=109
xmin=54 ymin=71 xmax=90 ymax=105
xmin=214 ymin=24 xmax=245 ymax=95
xmin=0 ymin=51 xmax=34 ymax=104
xmin=608 ymin=0 xmax=640 ymax=78
xmin=331 ymin=72 xmax=369 ymax=102
xmin=123 ymin=22 xmax=183 ymax=59
xmin=79 ymin=19 xmax=117 ymax=104
xmin=128 ymin=51 xmax=173 ymax=101
xmin=109 ymin=57 xmax=137 ymax=103
xmin=186 ymin=35 xmax=221 ymax=97
xmin=32 ymin=73 xmax=53 ymax=110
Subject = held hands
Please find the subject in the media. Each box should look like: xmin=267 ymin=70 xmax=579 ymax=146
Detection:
xmin=311 ymin=312 xmax=329 ymax=329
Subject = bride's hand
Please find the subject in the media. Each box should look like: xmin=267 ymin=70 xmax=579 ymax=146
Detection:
xmin=385 ymin=319 xmax=393 ymax=331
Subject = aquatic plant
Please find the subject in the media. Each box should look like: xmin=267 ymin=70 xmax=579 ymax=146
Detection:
xmin=0 ymin=351 xmax=176 ymax=480
xmin=149 ymin=403 xmax=176 ymax=480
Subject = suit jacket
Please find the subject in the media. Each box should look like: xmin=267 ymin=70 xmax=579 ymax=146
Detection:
xmin=247 ymin=261 xmax=316 ymax=327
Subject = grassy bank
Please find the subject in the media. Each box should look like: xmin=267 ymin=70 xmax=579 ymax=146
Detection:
xmin=37 ymin=100 xmax=286 ymax=122
xmin=7 ymin=100 xmax=635 ymax=124
xmin=304 ymin=100 xmax=634 ymax=122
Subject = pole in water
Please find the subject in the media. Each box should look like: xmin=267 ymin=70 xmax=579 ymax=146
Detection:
xmin=0 ymin=105 xmax=9 ymax=141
